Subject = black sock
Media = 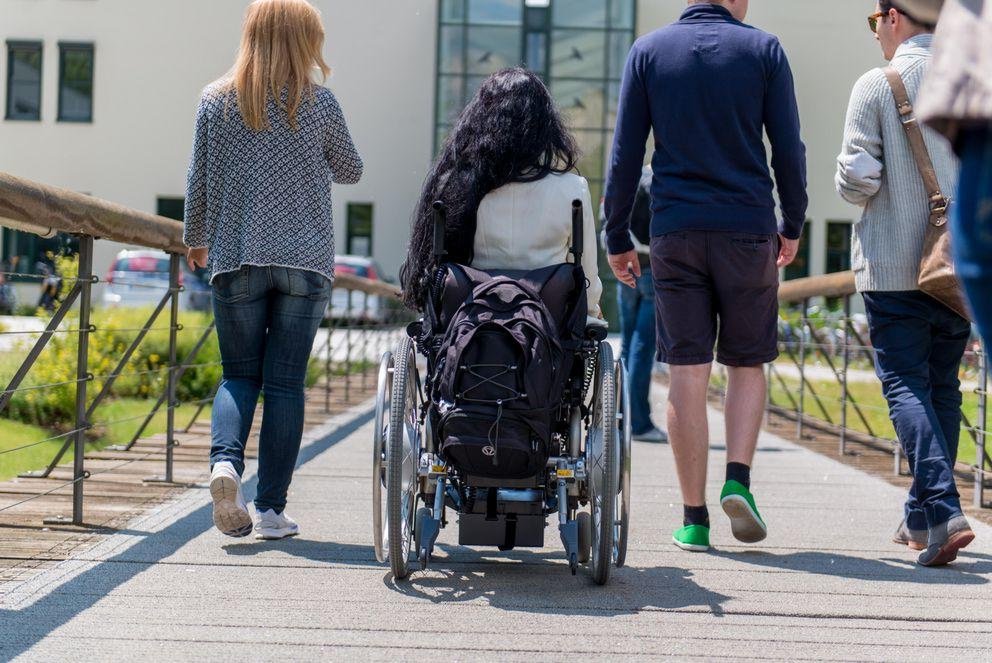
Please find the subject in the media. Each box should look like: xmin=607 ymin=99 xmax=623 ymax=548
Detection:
xmin=726 ymin=462 xmax=751 ymax=489
xmin=683 ymin=504 xmax=709 ymax=528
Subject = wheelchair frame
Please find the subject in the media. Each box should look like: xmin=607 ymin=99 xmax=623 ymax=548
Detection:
xmin=371 ymin=201 xmax=632 ymax=584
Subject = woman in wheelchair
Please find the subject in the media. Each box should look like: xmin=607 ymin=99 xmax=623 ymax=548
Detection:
xmin=375 ymin=68 xmax=629 ymax=584
xmin=401 ymin=67 xmax=602 ymax=319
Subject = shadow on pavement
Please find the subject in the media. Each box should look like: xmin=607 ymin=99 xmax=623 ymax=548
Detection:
xmin=221 ymin=539 xmax=730 ymax=617
xmin=712 ymin=549 xmax=991 ymax=584
xmin=386 ymin=549 xmax=729 ymax=617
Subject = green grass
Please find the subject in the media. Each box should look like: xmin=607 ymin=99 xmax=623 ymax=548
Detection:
xmin=0 ymin=418 xmax=58 ymax=483
xmin=711 ymin=367 xmax=984 ymax=467
xmin=0 ymin=399 xmax=211 ymax=482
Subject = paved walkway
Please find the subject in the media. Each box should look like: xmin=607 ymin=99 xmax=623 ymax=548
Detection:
xmin=2 ymin=385 xmax=991 ymax=661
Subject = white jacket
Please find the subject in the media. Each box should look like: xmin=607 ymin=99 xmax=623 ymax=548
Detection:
xmin=472 ymin=172 xmax=603 ymax=318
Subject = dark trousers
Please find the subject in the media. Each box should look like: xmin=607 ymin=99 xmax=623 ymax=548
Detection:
xmin=862 ymin=291 xmax=969 ymax=529
xmin=953 ymin=126 xmax=992 ymax=343
xmin=618 ymin=268 xmax=657 ymax=435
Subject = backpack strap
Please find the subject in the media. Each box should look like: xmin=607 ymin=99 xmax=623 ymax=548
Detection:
xmin=882 ymin=67 xmax=949 ymax=226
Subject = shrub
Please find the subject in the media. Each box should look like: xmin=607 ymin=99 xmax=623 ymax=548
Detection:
xmin=1 ymin=306 xmax=221 ymax=428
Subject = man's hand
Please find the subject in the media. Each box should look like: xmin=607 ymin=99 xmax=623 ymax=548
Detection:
xmin=777 ymin=235 xmax=799 ymax=268
xmin=608 ymin=250 xmax=641 ymax=288
xmin=187 ymin=247 xmax=208 ymax=271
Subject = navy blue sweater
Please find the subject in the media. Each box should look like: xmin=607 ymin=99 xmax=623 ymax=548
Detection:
xmin=603 ymin=4 xmax=808 ymax=255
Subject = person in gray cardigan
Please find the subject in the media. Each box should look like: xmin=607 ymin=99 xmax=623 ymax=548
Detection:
xmin=836 ymin=0 xmax=973 ymax=566
xmin=916 ymin=0 xmax=992 ymax=345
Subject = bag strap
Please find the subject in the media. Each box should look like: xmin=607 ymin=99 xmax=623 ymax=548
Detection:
xmin=882 ymin=67 xmax=949 ymax=225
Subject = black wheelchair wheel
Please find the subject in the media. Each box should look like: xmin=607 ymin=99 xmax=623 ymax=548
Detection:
xmin=386 ymin=337 xmax=420 ymax=580
xmin=372 ymin=351 xmax=393 ymax=564
xmin=587 ymin=342 xmax=619 ymax=585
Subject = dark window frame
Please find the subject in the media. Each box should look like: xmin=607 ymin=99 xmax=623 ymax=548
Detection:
xmin=57 ymin=41 xmax=94 ymax=123
xmin=5 ymin=40 xmax=43 ymax=122
xmin=783 ymin=220 xmax=813 ymax=281
xmin=346 ymin=202 xmax=374 ymax=257
xmin=825 ymin=219 xmax=853 ymax=274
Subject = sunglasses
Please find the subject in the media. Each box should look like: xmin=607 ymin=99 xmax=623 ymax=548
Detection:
xmin=867 ymin=11 xmax=886 ymax=33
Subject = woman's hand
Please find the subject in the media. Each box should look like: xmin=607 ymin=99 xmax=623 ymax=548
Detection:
xmin=187 ymin=247 xmax=208 ymax=271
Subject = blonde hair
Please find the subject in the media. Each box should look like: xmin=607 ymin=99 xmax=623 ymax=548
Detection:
xmin=226 ymin=0 xmax=331 ymax=131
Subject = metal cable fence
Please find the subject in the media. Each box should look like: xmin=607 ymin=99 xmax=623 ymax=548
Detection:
xmin=0 ymin=171 xmax=411 ymax=525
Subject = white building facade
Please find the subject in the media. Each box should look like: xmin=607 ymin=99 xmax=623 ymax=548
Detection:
xmin=0 ymin=0 xmax=887 ymax=313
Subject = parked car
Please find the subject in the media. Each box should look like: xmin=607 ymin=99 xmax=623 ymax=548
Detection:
xmin=329 ymin=255 xmax=387 ymax=324
xmin=102 ymin=249 xmax=211 ymax=311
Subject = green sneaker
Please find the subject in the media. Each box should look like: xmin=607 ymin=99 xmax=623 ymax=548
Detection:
xmin=672 ymin=524 xmax=710 ymax=552
xmin=720 ymin=480 xmax=767 ymax=543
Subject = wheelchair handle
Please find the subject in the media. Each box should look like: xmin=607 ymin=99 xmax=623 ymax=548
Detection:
xmin=570 ymin=199 xmax=583 ymax=262
xmin=432 ymin=200 xmax=448 ymax=265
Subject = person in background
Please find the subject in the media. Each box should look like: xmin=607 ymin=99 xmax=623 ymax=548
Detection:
xmin=915 ymin=0 xmax=992 ymax=344
xmin=183 ymin=0 xmax=363 ymax=541
xmin=836 ymin=0 xmax=973 ymax=566
xmin=604 ymin=0 xmax=807 ymax=554
xmin=610 ymin=167 xmax=668 ymax=444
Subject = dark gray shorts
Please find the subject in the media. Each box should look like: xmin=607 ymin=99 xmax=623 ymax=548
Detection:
xmin=649 ymin=230 xmax=780 ymax=367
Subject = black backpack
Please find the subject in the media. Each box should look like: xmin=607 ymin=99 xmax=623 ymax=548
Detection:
xmin=433 ymin=276 xmax=564 ymax=479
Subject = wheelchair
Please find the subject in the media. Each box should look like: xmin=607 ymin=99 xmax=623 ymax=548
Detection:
xmin=371 ymin=200 xmax=632 ymax=585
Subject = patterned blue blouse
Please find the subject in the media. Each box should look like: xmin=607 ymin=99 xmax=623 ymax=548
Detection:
xmin=182 ymin=82 xmax=363 ymax=282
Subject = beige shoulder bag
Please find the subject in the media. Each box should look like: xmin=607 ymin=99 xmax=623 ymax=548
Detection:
xmin=883 ymin=67 xmax=971 ymax=321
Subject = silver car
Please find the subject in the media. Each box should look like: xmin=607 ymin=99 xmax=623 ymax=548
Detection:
xmin=102 ymin=249 xmax=211 ymax=311
xmin=329 ymin=255 xmax=387 ymax=324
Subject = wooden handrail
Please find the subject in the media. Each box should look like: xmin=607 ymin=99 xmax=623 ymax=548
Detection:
xmin=778 ymin=271 xmax=856 ymax=303
xmin=0 ymin=171 xmax=401 ymax=300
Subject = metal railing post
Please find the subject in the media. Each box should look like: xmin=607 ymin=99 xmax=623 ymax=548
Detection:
xmin=977 ymin=341 xmax=989 ymax=509
xmin=345 ymin=289 xmax=353 ymax=404
xmin=70 ymin=235 xmax=94 ymax=525
xmin=797 ymin=298 xmax=809 ymax=440
xmin=324 ymin=312 xmax=333 ymax=413
xmin=165 ymin=254 xmax=181 ymax=482
xmin=840 ymin=295 xmax=851 ymax=456
xmin=145 ymin=254 xmax=181 ymax=484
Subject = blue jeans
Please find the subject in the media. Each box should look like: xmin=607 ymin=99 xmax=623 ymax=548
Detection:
xmin=953 ymin=127 xmax=992 ymax=343
xmin=862 ymin=291 xmax=969 ymax=529
xmin=618 ymin=268 xmax=657 ymax=435
xmin=210 ymin=266 xmax=330 ymax=513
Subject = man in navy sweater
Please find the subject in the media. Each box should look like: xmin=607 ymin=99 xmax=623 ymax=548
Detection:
xmin=604 ymin=0 xmax=808 ymax=553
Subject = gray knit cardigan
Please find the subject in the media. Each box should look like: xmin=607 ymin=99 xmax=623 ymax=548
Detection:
xmin=835 ymin=35 xmax=959 ymax=293
xmin=183 ymin=81 xmax=363 ymax=282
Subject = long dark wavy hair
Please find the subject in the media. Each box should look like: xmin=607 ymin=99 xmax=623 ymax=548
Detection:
xmin=400 ymin=67 xmax=579 ymax=310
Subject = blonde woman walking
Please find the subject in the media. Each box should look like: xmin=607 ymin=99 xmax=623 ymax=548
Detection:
xmin=183 ymin=0 xmax=363 ymax=539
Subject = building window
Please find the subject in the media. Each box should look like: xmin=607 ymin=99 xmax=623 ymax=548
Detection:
xmin=5 ymin=41 xmax=43 ymax=121
xmin=825 ymin=220 xmax=852 ymax=274
xmin=58 ymin=42 xmax=94 ymax=123
xmin=435 ymin=0 xmax=635 ymax=208
xmin=783 ymin=221 xmax=812 ymax=281
xmin=346 ymin=203 xmax=374 ymax=256
xmin=157 ymin=197 xmax=185 ymax=221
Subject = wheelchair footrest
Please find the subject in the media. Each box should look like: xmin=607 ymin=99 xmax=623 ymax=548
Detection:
xmin=559 ymin=520 xmax=579 ymax=564
xmin=419 ymin=515 xmax=442 ymax=560
xmin=458 ymin=513 xmax=545 ymax=548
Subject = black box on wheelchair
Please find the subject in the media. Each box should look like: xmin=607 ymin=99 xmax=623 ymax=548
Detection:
xmin=372 ymin=200 xmax=631 ymax=584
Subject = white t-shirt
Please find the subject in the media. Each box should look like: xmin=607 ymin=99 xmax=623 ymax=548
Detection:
xmin=472 ymin=172 xmax=603 ymax=318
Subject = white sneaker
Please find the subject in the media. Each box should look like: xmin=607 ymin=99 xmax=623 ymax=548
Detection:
xmin=209 ymin=461 xmax=252 ymax=537
xmin=255 ymin=509 xmax=300 ymax=540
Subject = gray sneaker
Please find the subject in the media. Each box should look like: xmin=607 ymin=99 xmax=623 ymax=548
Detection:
xmin=892 ymin=518 xmax=927 ymax=551
xmin=917 ymin=515 xmax=975 ymax=567
xmin=633 ymin=427 xmax=668 ymax=443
